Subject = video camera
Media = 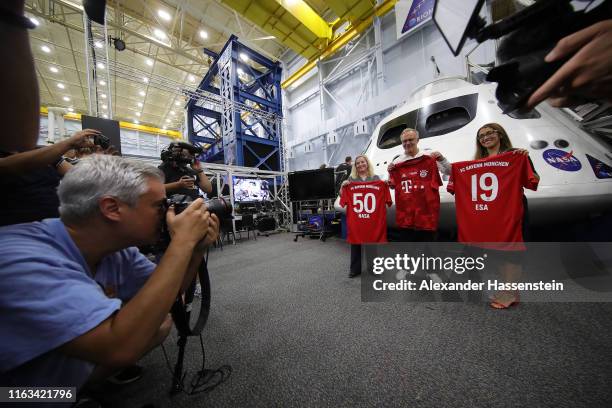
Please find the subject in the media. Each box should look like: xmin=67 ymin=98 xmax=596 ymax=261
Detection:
xmin=161 ymin=141 xmax=204 ymax=176
xmin=433 ymin=0 xmax=611 ymax=114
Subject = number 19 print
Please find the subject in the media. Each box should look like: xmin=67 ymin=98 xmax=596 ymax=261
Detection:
xmin=447 ymin=152 xmax=539 ymax=249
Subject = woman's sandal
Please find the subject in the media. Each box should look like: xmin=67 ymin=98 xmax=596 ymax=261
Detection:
xmin=489 ymin=291 xmax=520 ymax=309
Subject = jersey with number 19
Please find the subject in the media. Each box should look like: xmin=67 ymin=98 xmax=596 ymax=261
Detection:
xmin=447 ymin=152 xmax=539 ymax=250
xmin=339 ymin=180 xmax=392 ymax=244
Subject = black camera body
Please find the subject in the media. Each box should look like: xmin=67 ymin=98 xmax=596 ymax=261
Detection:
xmin=485 ymin=0 xmax=611 ymax=113
xmin=434 ymin=0 xmax=612 ymax=114
xmin=93 ymin=133 xmax=111 ymax=150
xmin=143 ymin=194 xmax=232 ymax=253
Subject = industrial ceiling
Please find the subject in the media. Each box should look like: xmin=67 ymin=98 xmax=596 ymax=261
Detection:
xmin=25 ymin=0 xmax=391 ymax=131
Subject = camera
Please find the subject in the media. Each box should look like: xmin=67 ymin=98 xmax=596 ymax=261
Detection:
xmin=93 ymin=133 xmax=111 ymax=150
xmin=161 ymin=141 xmax=204 ymax=176
xmin=144 ymin=194 xmax=232 ymax=253
xmin=433 ymin=0 xmax=612 ymax=114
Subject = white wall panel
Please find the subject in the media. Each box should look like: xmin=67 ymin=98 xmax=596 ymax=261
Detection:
xmin=283 ymin=10 xmax=497 ymax=172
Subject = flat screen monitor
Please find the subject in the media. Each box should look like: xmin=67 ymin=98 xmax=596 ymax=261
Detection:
xmin=288 ymin=168 xmax=336 ymax=201
xmin=233 ymin=177 xmax=271 ymax=202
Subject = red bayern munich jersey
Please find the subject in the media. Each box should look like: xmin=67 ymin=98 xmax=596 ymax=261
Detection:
xmin=447 ymin=151 xmax=539 ymax=250
xmin=389 ymin=155 xmax=442 ymax=231
xmin=340 ymin=179 xmax=392 ymax=244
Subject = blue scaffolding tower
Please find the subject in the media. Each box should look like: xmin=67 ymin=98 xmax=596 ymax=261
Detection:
xmin=187 ymin=35 xmax=284 ymax=171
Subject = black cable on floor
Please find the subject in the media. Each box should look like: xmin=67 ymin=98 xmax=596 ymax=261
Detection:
xmin=160 ymin=334 xmax=232 ymax=397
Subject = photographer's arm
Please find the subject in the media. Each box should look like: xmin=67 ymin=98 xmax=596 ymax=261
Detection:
xmin=0 ymin=129 xmax=99 ymax=176
xmin=58 ymin=200 xmax=211 ymax=367
xmin=193 ymin=160 xmax=213 ymax=194
xmin=164 ymin=176 xmax=195 ymax=193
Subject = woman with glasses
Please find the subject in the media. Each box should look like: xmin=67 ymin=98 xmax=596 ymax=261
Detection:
xmin=474 ymin=123 xmax=540 ymax=309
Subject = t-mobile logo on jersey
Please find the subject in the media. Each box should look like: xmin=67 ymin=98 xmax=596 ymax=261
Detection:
xmin=401 ymin=179 xmax=425 ymax=193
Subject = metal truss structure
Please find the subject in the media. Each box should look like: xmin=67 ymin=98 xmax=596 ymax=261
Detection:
xmin=25 ymin=0 xmax=286 ymax=130
xmin=187 ymin=36 xmax=284 ymax=172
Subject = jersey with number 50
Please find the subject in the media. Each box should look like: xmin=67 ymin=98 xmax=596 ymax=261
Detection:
xmin=447 ymin=152 xmax=539 ymax=250
xmin=339 ymin=180 xmax=392 ymax=244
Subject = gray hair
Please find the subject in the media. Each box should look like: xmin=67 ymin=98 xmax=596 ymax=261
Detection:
xmin=400 ymin=128 xmax=419 ymax=139
xmin=58 ymin=155 xmax=164 ymax=223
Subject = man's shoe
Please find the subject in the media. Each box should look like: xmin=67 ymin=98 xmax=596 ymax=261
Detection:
xmin=348 ymin=272 xmax=360 ymax=278
xmin=107 ymin=365 xmax=143 ymax=385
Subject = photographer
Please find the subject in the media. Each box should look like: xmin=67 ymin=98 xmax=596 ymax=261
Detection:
xmin=0 ymin=128 xmax=101 ymax=226
xmin=159 ymin=142 xmax=212 ymax=199
xmin=0 ymin=155 xmax=219 ymax=393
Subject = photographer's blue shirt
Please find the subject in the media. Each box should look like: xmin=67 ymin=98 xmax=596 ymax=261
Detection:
xmin=0 ymin=218 xmax=155 ymax=391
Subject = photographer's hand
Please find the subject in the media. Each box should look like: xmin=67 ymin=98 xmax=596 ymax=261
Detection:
xmin=166 ymin=198 xmax=210 ymax=247
xmin=65 ymin=128 xmax=101 ymax=150
xmin=178 ymin=175 xmax=195 ymax=189
xmin=195 ymin=213 xmax=219 ymax=253
xmin=527 ymin=20 xmax=612 ymax=109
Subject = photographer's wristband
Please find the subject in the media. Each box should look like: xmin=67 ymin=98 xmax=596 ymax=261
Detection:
xmin=0 ymin=8 xmax=36 ymax=29
xmin=53 ymin=157 xmax=66 ymax=169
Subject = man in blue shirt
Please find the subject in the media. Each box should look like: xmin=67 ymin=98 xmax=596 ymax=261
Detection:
xmin=0 ymin=155 xmax=219 ymax=394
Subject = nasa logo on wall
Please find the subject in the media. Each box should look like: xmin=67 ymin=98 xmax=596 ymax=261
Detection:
xmin=419 ymin=169 xmax=428 ymax=178
xmin=542 ymin=149 xmax=582 ymax=172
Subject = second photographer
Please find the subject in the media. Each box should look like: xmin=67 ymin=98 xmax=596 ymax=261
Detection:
xmin=159 ymin=141 xmax=212 ymax=198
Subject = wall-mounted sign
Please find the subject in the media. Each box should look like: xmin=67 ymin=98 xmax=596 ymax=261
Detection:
xmin=395 ymin=0 xmax=435 ymax=40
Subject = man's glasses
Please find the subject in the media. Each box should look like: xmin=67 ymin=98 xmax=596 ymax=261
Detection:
xmin=477 ymin=130 xmax=498 ymax=140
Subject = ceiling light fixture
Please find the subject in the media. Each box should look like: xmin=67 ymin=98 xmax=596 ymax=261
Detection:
xmin=100 ymin=93 xmax=107 ymax=99
xmin=94 ymin=41 xmax=103 ymax=49
xmin=158 ymin=9 xmax=171 ymax=21
xmin=199 ymin=30 xmax=208 ymax=39
xmin=153 ymin=28 xmax=167 ymax=40
xmin=175 ymin=101 xmax=181 ymax=106
xmin=41 ymin=45 xmax=51 ymax=53
xmin=170 ymin=110 xmax=175 ymax=115
xmin=99 ymin=80 xmax=106 ymax=86
xmin=134 ymin=119 xmax=140 ymax=124
xmin=49 ymin=66 xmax=59 ymax=73
xmin=188 ymin=74 xmax=195 ymax=82
xmin=63 ymin=96 xmax=70 ymax=101
xmin=137 ymin=102 xmax=143 ymax=108
xmin=139 ymin=90 xmax=146 ymax=97
xmin=57 ymin=83 xmax=65 ymax=89
xmin=136 ymin=112 xmax=141 ymax=117
xmin=143 ymin=76 xmax=149 ymax=83
xmin=67 ymin=107 xmax=74 ymax=112
xmin=102 ymin=114 xmax=108 ymax=118
xmin=146 ymin=58 xmax=154 ymax=66
xmin=97 ymin=62 xmax=105 ymax=70
xmin=102 ymin=104 xmax=108 ymax=109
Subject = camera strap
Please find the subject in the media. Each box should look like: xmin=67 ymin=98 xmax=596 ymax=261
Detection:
xmin=171 ymin=255 xmax=211 ymax=337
